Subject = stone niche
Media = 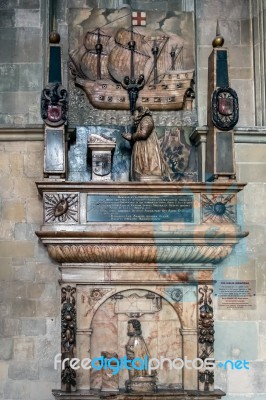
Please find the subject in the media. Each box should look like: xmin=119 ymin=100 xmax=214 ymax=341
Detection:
xmin=85 ymin=288 xmax=183 ymax=390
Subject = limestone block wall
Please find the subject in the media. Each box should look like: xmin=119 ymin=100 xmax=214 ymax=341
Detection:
xmin=251 ymin=0 xmax=266 ymax=125
xmin=0 ymin=0 xmax=45 ymax=126
xmin=0 ymin=140 xmax=61 ymax=400
xmin=213 ymin=134 xmax=266 ymax=399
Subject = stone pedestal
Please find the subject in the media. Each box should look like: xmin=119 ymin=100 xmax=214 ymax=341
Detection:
xmin=88 ymin=134 xmax=116 ymax=181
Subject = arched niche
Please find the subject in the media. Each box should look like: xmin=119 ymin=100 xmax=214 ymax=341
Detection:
xmin=89 ymin=288 xmax=183 ymax=390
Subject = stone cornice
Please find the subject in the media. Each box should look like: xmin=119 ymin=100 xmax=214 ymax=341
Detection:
xmin=0 ymin=126 xmax=266 ymax=143
xmin=35 ymin=181 xmax=247 ymax=195
xmin=0 ymin=127 xmax=44 ymax=141
xmin=0 ymin=126 xmax=75 ymax=141
xmin=191 ymin=126 xmax=266 ymax=144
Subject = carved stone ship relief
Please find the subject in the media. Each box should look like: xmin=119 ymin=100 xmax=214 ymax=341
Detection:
xmin=69 ymin=17 xmax=194 ymax=112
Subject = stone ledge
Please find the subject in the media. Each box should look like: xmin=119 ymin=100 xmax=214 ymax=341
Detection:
xmin=35 ymin=181 xmax=247 ymax=195
xmin=0 ymin=127 xmax=75 ymax=141
xmin=1 ymin=126 xmax=266 ymax=143
xmin=190 ymin=125 xmax=266 ymax=146
xmin=52 ymin=389 xmax=226 ymax=400
xmin=0 ymin=126 xmax=44 ymax=141
xmin=191 ymin=126 xmax=266 ymax=144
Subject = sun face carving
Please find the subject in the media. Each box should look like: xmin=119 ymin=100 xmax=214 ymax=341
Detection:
xmin=44 ymin=193 xmax=79 ymax=223
xmin=202 ymin=194 xmax=236 ymax=224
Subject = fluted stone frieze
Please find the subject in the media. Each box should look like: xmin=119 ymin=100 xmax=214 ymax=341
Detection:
xmin=47 ymin=243 xmax=233 ymax=264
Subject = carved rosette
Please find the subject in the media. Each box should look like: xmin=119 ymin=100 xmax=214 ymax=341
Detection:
xmin=79 ymin=287 xmax=113 ymax=317
xmin=61 ymin=285 xmax=76 ymax=392
xmin=162 ymin=287 xmax=183 ymax=313
xmin=44 ymin=193 xmax=79 ymax=223
xmin=48 ymin=244 xmax=233 ymax=264
xmin=167 ymin=288 xmax=183 ymax=302
xmin=202 ymin=194 xmax=236 ymax=224
xmin=198 ymin=285 xmax=214 ymax=392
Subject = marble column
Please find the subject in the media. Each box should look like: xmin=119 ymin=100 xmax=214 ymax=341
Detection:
xmin=76 ymin=328 xmax=93 ymax=389
xmin=180 ymin=328 xmax=198 ymax=390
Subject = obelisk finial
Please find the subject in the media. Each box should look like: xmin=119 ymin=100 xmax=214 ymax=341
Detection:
xmin=212 ymin=20 xmax=224 ymax=48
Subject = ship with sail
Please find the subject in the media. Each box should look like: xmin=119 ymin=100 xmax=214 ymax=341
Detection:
xmin=69 ymin=26 xmax=194 ymax=112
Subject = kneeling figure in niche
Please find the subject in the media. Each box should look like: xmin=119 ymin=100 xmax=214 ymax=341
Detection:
xmin=125 ymin=319 xmax=157 ymax=393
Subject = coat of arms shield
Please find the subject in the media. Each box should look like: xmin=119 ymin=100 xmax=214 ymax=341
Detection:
xmin=92 ymin=153 xmax=111 ymax=176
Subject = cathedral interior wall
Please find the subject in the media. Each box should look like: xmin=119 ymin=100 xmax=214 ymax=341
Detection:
xmin=0 ymin=1 xmax=266 ymax=399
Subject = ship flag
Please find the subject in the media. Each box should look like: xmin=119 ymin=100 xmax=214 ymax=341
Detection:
xmin=132 ymin=11 xmax=146 ymax=26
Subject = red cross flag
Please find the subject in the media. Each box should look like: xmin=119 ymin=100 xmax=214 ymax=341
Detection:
xmin=132 ymin=11 xmax=146 ymax=26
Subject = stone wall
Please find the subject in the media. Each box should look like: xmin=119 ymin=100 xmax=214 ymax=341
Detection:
xmin=0 ymin=140 xmax=61 ymax=400
xmin=0 ymin=0 xmax=266 ymax=399
xmin=251 ymin=0 xmax=266 ymax=125
xmin=213 ymin=132 xmax=266 ymax=399
xmin=0 ymin=0 xmax=46 ymax=126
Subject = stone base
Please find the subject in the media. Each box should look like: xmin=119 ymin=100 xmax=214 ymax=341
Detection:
xmin=52 ymin=389 xmax=226 ymax=400
xmin=125 ymin=376 xmax=157 ymax=393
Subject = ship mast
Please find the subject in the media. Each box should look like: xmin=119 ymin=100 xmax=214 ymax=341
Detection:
xmin=95 ymin=28 xmax=103 ymax=80
xmin=128 ymin=19 xmax=136 ymax=80
xmin=170 ymin=46 xmax=176 ymax=70
xmin=121 ymin=13 xmax=145 ymax=114
xmin=146 ymin=35 xmax=169 ymax=84
xmin=152 ymin=40 xmax=159 ymax=84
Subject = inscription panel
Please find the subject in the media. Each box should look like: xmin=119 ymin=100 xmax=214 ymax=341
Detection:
xmin=87 ymin=195 xmax=194 ymax=223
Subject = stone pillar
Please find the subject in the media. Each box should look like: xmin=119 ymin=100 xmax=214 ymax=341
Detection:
xmin=76 ymin=328 xmax=93 ymax=390
xmin=180 ymin=328 xmax=198 ymax=390
xmin=190 ymin=127 xmax=207 ymax=182
xmin=205 ymin=25 xmax=238 ymax=182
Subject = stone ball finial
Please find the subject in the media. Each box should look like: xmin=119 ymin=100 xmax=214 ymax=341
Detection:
xmin=212 ymin=20 xmax=224 ymax=48
xmin=49 ymin=31 xmax=60 ymax=44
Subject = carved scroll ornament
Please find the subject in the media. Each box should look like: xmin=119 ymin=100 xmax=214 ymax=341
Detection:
xmin=198 ymin=285 xmax=214 ymax=392
xmin=61 ymin=286 xmax=76 ymax=392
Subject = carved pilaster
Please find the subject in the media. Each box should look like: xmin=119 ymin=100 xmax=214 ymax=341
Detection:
xmin=198 ymin=285 xmax=214 ymax=392
xmin=180 ymin=328 xmax=198 ymax=391
xmin=61 ymin=285 xmax=77 ymax=392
